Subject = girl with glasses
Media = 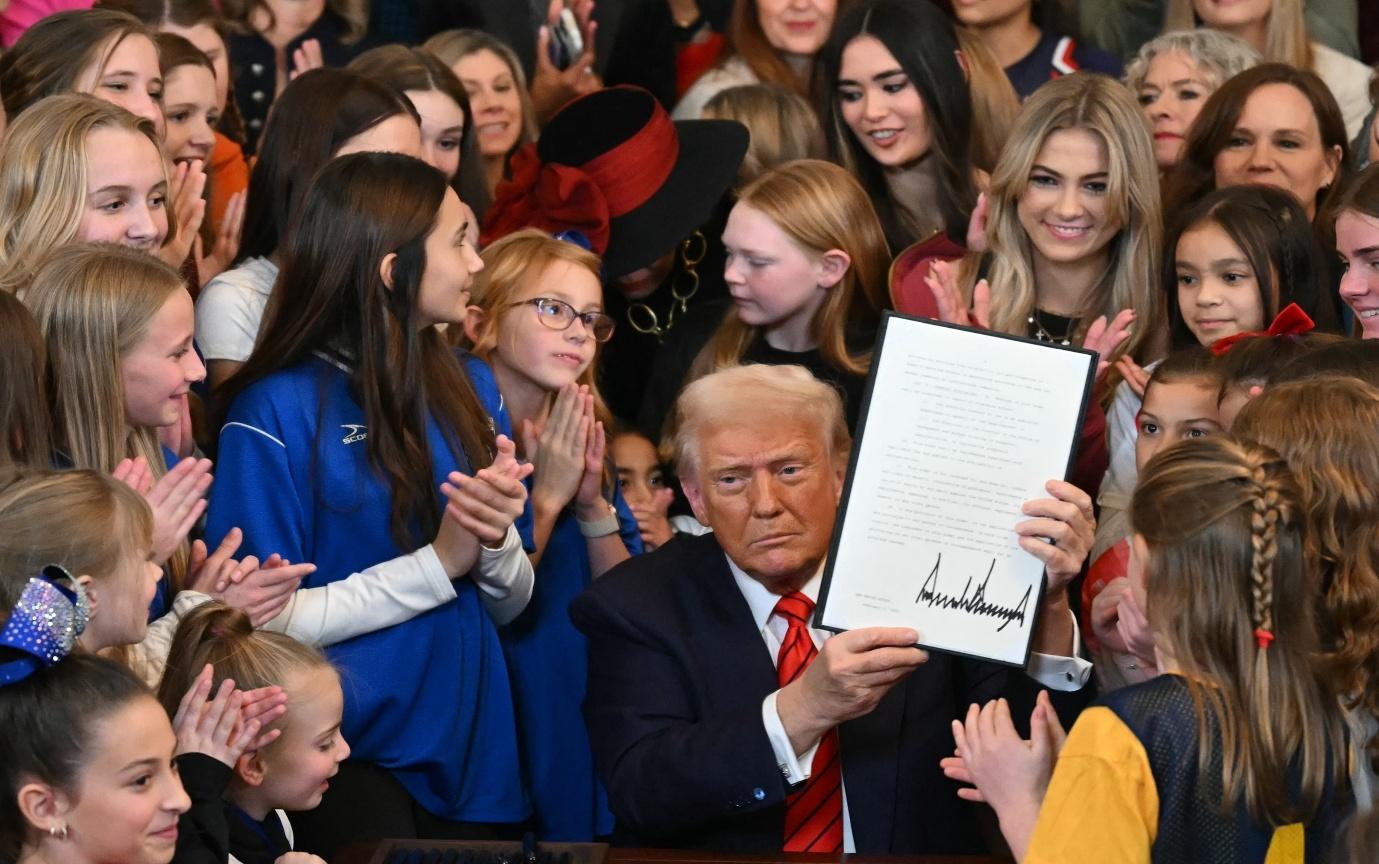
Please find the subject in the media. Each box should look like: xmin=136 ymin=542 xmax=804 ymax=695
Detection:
xmin=460 ymin=227 xmax=641 ymax=842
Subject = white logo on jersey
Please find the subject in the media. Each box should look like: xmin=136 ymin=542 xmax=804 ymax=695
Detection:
xmin=341 ymin=424 xmax=367 ymax=444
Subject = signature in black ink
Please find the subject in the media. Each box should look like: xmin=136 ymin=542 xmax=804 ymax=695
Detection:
xmin=914 ymin=553 xmax=1031 ymax=633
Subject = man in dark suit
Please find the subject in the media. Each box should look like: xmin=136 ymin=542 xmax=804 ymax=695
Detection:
xmin=570 ymin=364 xmax=1095 ymax=855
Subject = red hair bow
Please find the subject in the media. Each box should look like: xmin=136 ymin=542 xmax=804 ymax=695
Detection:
xmin=1209 ymin=303 xmax=1315 ymax=356
xmin=480 ymin=144 xmax=611 ymax=254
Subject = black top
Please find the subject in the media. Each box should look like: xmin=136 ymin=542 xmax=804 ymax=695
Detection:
xmin=172 ymin=754 xmax=233 ymax=864
xmin=635 ymin=298 xmax=873 ymax=441
xmin=227 ymin=10 xmax=362 ymax=153
xmin=225 ymin=803 xmax=292 ymax=864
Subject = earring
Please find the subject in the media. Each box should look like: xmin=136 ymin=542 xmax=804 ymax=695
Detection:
xmin=48 ymin=824 xmax=69 ymax=841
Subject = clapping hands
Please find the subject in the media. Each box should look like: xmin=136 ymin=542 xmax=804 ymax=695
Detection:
xmin=172 ymin=663 xmax=287 ymax=767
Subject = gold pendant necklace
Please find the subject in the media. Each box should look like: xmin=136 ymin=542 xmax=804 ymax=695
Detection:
xmin=626 ymin=231 xmax=706 ymax=343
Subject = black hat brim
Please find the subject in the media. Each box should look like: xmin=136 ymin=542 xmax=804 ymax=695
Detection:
xmin=601 ymin=118 xmax=748 ymax=279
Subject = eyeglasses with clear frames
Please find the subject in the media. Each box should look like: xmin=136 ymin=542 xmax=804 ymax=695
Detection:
xmin=512 ymin=297 xmax=617 ymax=342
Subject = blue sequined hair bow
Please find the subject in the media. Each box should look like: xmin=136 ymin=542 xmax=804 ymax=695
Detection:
xmin=0 ymin=565 xmax=91 ymax=686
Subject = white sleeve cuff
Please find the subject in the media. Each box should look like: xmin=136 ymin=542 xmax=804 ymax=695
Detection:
xmin=1026 ymin=606 xmax=1093 ymax=691
xmin=473 ymin=525 xmax=534 ymax=626
xmin=762 ymin=690 xmax=820 ymax=785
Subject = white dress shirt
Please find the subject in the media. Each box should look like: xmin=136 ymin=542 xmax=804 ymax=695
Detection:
xmin=728 ymin=556 xmax=1092 ymax=852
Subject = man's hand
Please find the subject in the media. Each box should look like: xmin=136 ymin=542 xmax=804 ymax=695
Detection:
xmin=776 ymin=627 xmax=927 ymax=755
xmin=1016 ymin=480 xmax=1095 ymax=598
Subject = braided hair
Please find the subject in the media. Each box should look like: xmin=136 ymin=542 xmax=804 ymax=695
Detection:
xmin=1130 ymin=436 xmax=1344 ymax=825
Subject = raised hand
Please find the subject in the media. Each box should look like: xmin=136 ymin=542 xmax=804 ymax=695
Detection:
xmin=1114 ymin=584 xmax=1156 ymax=670
xmin=157 ymin=159 xmax=207 ymax=269
xmin=1114 ymin=353 xmax=1151 ymax=398
xmin=1082 ymin=308 xmax=1135 ymax=380
xmin=630 ymin=486 xmax=676 ymax=550
xmin=965 ymin=192 xmax=989 ymax=253
xmin=1090 ymin=576 xmax=1133 ymax=654
xmin=573 ymin=394 xmax=609 ymax=517
xmin=111 ymin=456 xmax=154 ymax=495
xmin=215 ymin=555 xmax=310 ymax=627
xmin=440 ymin=436 xmax=533 ymax=550
xmin=923 ymin=260 xmax=990 ymax=329
xmin=146 ymin=457 xmax=214 ymax=565
xmin=172 ymin=665 xmax=281 ymax=767
xmin=289 ymin=39 xmax=324 ymax=81
xmin=524 ymin=383 xmax=590 ymax=514
xmin=194 ymin=189 xmax=246 ymax=287
xmin=1015 ymin=479 xmax=1095 ymax=597
xmin=530 ymin=0 xmax=601 ymax=122
xmin=943 ymin=692 xmax=1064 ymax=860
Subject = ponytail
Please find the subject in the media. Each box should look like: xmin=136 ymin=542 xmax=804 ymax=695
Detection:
xmin=156 ymin=602 xmax=330 ymax=723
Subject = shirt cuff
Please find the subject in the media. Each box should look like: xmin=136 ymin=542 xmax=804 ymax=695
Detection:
xmin=1026 ymin=606 xmax=1093 ymax=691
xmin=762 ymin=690 xmax=821 ymax=786
xmin=472 ymin=524 xmax=524 ymax=595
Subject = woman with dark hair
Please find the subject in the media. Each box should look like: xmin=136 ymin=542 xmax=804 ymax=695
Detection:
xmin=1167 ymin=64 xmax=1348 ymax=230
xmin=209 ymin=151 xmax=534 ymax=855
xmin=820 ymin=0 xmax=977 ymax=260
xmin=349 ymin=43 xmax=490 ymax=219
xmin=195 ymin=67 xmax=422 ymax=390
xmin=1167 ymin=63 xmax=1350 ymax=323
xmin=673 ymin=0 xmax=838 ymax=119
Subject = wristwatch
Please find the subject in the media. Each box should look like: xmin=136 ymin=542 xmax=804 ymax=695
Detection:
xmin=577 ymin=500 xmax=620 ymax=538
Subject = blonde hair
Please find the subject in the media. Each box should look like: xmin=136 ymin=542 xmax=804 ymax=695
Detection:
xmin=1123 ymin=28 xmax=1263 ymax=94
xmin=0 ymin=94 xmax=169 ymax=296
xmin=423 ymin=30 xmax=537 ymax=154
xmin=673 ymin=363 xmax=850 ymax=478
xmin=463 ymin=228 xmax=612 ymax=426
xmin=156 ymin=602 xmax=333 ymax=747
xmin=702 ymin=83 xmax=826 ymax=185
xmin=977 ymin=74 xmax=1164 ymax=369
xmin=954 ymin=26 xmax=1021 ymax=174
xmin=1233 ymin=378 xmax=1379 ymax=767
xmin=1164 ymin=0 xmax=1312 ymax=70
xmin=0 ymin=469 xmax=153 ymax=613
xmin=24 ymin=244 xmax=186 ymax=479
xmin=695 ymin=159 xmax=887 ymax=381
xmin=1131 ymin=436 xmax=1343 ymax=824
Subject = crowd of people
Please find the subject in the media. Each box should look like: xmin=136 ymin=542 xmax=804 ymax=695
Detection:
xmin=0 ymin=0 xmax=1378 ymax=862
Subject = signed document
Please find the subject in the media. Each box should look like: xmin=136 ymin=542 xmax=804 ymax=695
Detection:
xmin=816 ymin=313 xmax=1096 ymax=667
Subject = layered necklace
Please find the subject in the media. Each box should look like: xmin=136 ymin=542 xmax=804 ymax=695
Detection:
xmin=1027 ymin=309 xmax=1076 ymax=346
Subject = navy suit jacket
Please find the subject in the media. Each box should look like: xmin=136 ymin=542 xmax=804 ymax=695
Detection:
xmin=569 ymin=532 xmax=1090 ymax=854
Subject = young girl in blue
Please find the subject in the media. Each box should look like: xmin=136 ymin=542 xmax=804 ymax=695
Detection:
xmin=207 ymin=152 xmax=534 ymax=854
xmin=461 ymin=228 xmax=643 ymax=840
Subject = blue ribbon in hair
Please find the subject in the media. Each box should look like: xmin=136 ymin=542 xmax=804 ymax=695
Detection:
xmin=0 ymin=565 xmax=91 ymax=686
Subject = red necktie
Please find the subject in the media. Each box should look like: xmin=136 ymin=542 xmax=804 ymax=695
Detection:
xmin=773 ymin=592 xmax=844 ymax=853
